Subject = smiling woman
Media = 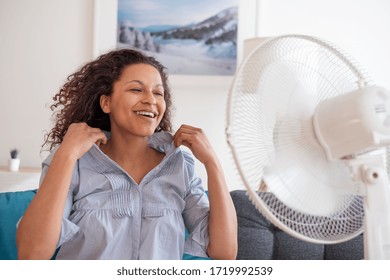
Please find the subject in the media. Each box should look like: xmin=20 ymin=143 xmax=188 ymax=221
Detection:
xmin=15 ymin=48 xmax=237 ymax=260
xmin=99 ymin=63 xmax=167 ymax=140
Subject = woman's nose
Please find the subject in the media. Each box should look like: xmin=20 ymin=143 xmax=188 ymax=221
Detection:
xmin=141 ymin=90 xmax=157 ymax=105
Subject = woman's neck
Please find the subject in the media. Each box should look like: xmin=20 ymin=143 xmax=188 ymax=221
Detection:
xmin=99 ymin=131 xmax=165 ymax=184
xmin=101 ymin=132 xmax=150 ymax=163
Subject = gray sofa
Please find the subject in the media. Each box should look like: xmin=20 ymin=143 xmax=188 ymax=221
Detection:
xmin=230 ymin=190 xmax=364 ymax=260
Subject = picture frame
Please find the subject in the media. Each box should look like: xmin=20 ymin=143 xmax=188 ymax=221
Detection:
xmin=93 ymin=0 xmax=118 ymax=58
xmin=93 ymin=0 xmax=258 ymax=86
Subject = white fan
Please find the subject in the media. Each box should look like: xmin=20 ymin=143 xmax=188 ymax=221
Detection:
xmin=226 ymin=34 xmax=390 ymax=259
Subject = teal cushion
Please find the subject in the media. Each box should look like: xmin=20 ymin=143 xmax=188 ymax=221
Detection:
xmin=182 ymin=253 xmax=211 ymax=260
xmin=0 ymin=189 xmax=37 ymax=259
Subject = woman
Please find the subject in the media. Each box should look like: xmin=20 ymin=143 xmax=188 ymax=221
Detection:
xmin=16 ymin=49 xmax=237 ymax=260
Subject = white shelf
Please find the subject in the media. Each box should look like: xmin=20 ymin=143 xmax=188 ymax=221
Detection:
xmin=0 ymin=166 xmax=41 ymax=193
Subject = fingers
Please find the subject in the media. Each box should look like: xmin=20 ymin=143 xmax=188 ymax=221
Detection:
xmin=62 ymin=122 xmax=107 ymax=159
xmin=174 ymin=124 xmax=219 ymax=165
xmin=88 ymin=126 xmax=107 ymax=146
xmin=174 ymin=131 xmax=193 ymax=148
xmin=95 ymin=131 xmax=107 ymax=146
xmin=68 ymin=123 xmax=106 ymax=142
xmin=95 ymin=137 xmax=106 ymax=147
xmin=173 ymin=125 xmax=203 ymax=139
xmin=87 ymin=128 xmax=107 ymax=147
xmin=173 ymin=124 xmax=203 ymax=147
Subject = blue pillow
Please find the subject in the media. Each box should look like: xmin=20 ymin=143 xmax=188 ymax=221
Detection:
xmin=0 ymin=189 xmax=37 ymax=260
xmin=182 ymin=253 xmax=211 ymax=260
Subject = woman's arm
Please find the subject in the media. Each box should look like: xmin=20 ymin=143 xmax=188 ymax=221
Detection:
xmin=16 ymin=148 xmax=78 ymax=259
xmin=16 ymin=123 xmax=107 ymax=259
xmin=174 ymin=125 xmax=238 ymax=260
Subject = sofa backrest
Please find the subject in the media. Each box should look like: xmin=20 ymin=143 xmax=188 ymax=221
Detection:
xmin=230 ymin=190 xmax=364 ymax=260
xmin=0 ymin=189 xmax=37 ymax=259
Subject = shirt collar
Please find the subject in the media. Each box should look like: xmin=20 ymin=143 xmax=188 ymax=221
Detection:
xmin=148 ymin=131 xmax=176 ymax=155
xmin=100 ymin=130 xmax=176 ymax=156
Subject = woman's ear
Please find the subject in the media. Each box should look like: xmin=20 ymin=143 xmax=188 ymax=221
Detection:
xmin=100 ymin=95 xmax=111 ymax=113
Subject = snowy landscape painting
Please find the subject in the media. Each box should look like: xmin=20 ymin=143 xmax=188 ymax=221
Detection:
xmin=117 ymin=0 xmax=238 ymax=76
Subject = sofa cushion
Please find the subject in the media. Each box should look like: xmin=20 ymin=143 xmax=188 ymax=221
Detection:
xmin=0 ymin=189 xmax=37 ymax=259
xmin=231 ymin=190 xmax=274 ymax=259
xmin=273 ymin=230 xmax=324 ymax=259
xmin=230 ymin=190 xmax=364 ymax=260
xmin=324 ymin=235 xmax=364 ymax=259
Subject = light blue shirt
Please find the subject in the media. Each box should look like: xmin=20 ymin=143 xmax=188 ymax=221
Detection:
xmin=40 ymin=131 xmax=210 ymax=260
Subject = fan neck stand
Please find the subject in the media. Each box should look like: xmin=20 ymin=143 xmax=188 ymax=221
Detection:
xmin=347 ymin=153 xmax=390 ymax=259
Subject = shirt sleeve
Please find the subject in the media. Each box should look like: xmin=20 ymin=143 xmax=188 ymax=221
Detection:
xmin=39 ymin=147 xmax=81 ymax=247
xmin=181 ymin=151 xmax=210 ymax=258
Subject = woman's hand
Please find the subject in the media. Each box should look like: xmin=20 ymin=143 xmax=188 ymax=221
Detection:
xmin=173 ymin=124 xmax=217 ymax=167
xmin=59 ymin=122 xmax=107 ymax=161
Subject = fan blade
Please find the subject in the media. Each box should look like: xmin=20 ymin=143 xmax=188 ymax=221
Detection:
xmin=264 ymin=116 xmax=357 ymax=216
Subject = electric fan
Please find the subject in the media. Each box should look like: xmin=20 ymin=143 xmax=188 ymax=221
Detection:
xmin=226 ymin=34 xmax=390 ymax=259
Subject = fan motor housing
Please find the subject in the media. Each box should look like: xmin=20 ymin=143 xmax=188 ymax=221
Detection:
xmin=313 ymin=85 xmax=390 ymax=160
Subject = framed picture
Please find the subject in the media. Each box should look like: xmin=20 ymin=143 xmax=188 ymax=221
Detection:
xmin=93 ymin=0 xmax=258 ymax=77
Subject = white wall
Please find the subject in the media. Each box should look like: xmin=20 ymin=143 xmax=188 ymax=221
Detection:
xmin=0 ymin=0 xmax=94 ymax=169
xmin=1 ymin=0 xmax=389 ymax=190
xmin=257 ymin=0 xmax=390 ymax=89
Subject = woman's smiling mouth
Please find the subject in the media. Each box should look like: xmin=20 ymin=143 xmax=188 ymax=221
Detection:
xmin=135 ymin=110 xmax=159 ymax=118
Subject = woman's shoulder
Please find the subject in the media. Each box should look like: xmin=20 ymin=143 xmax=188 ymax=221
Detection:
xmin=179 ymin=148 xmax=195 ymax=166
xmin=41 ymin=145 xmax=60 ymax=167
xmin=39 ymin=145 xmax=81 ymax=189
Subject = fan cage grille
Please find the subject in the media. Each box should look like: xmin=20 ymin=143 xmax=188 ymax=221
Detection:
xmin=226 ymin=35 xmax=375 ymax=243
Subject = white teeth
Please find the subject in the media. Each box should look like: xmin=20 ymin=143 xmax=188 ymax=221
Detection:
xmin=136 ymin=111 xmax=157 ymax=118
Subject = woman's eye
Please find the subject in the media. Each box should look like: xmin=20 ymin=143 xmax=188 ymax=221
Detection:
xmin=130 ymin=88 xmax=142 ymax=93
xmin=154 ymin=91 xmax=164 ymax=96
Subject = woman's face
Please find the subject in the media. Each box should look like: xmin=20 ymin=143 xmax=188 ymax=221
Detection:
xmin=100 ymin=63 xmax=166 ymax=137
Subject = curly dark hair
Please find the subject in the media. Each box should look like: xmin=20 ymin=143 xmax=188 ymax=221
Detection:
xmin=43 ymin=48 xmax=172 ymax=151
